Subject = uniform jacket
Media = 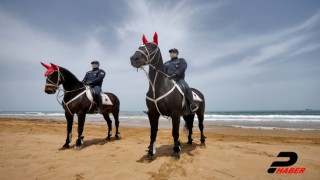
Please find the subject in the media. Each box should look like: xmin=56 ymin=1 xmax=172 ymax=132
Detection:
xmin=164 ymin=57 xmax=187 ymax=80
xmin=82 ymin=68 xmax=105 ymax=87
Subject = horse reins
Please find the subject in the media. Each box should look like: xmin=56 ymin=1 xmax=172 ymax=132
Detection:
xmin=46 ymin=68 xmax=93 ymax=115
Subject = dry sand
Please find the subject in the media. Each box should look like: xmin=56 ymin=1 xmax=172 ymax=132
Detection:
xmin=0 ymin=118 xmax=319 ymax=180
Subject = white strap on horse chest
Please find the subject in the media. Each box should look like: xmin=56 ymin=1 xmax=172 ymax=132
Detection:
xmin=146 ymin=72 xmax=185 ymax=115
xmin=63 ymin=86 xmax=92 ymax=115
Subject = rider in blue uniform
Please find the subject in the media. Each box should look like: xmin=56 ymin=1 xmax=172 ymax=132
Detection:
xmin=164 ymin=48 xmax=199 ymax=112
xmin=82 ymin=61 xmax=105 ymax=113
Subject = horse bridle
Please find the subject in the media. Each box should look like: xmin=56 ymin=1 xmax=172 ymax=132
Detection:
xmin=136 ymin=43 xmax=160 ymax=65
xmin=45 ymin=69 xmax=85 ymax=94
xmin=135 ymin=43 xmax=170 ymax=78
xmin=45 ymin=69 xmax=64 ymax=90
xmin=45 ymin=68 xmax=89 ymax=114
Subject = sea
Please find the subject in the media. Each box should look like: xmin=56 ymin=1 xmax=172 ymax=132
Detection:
xmin=1 ymin=110 xmax=319 ymax=130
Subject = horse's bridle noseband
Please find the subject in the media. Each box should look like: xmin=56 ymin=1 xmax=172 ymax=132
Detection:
xmin=135 ymin=43 xmax=160 ymax=66
xmin=45 ymin=69 xmax=64 ymax=89
xmin=135 ymin=43 xmax=170 ymax=78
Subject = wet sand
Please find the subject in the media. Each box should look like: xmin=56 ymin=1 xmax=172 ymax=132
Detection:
xmin=0 ymin=118 xmax=319 ymax=179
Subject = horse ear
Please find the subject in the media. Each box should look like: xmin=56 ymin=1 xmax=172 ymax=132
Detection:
xmin=40 ymin=62 xmax=50 ymax=69
xmin=153 ymin=32 xmax=158 ymax=45
xmin=50 ymin=63 xmax=59 ymax=71
xmin=142 ymin=34 xmax=148 ymax=44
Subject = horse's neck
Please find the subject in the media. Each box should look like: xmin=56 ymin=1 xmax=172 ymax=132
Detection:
xmin=59 ymin=68 xmax=83 ymax=91
xmin=148 ymin=53 xmax=173 ymax=95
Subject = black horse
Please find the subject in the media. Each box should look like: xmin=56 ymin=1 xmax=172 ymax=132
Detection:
xmin=41 ymin=62 xmax=120 ymax=148
xmin=130 ymin=33 xmax=206 ymax=159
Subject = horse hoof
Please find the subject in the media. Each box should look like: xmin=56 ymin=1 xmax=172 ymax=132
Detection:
xmin=74 ymin=145 xmax=82 ymax=150
xmin=76 ymin=137 xmax=83 ymax=147
xmin=187 ymin=140 xmax=193 ymax=145
xmin=106 ymin=136 xmax=111 ymax=140
xmin=200 ymin=142 xmax=206 ymax=147
xmin=62 ymin=144 xmax=70 ymax=148
xmin=200 ymin=137 xmax=206 ymax=144
xmin=146 ymin=153 xmax=153 ymax=160
xmin=172 ymin=152 xmax=180 ymax=159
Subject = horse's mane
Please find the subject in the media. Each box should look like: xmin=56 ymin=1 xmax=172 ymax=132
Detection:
xmin=58 ymin=66 xmax=83 ymax=86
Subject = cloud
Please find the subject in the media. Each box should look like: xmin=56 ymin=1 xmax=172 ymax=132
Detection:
xmin=0 ymin=1 xmax=319 ymax=111
xmin=288 ymin=43 xmax=320 ymax=58
xmin=0 ymin=6 xmax=142 ymax=111
xmin=188 ymin=9 xmax=320 ymax=85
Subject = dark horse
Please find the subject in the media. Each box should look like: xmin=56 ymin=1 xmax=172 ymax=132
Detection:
xmin=41 ymin=62 xmax=120 ymax=148
xmin=130 ymin=33 xmax=206 ymax=160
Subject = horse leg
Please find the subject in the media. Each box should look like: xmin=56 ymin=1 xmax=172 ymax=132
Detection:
xmin=147 ymin=112 xmax=159 ymax=160
xmin=103 ymin=113 xmax=113 ymax=140
xmin=63 ymin=112 xmax=74 ymax=148
xmin=75 ymin=112 xmax=86 ymax=148
xmin=112 ymin=110 xmax=120 ymax=139
xmin=172 ymin=114 xmax=181 ymax=158
xmin=197 ymin=111 xmax=206 ymax=144
xmin=183 ymin=114 xmax=195 ymax=144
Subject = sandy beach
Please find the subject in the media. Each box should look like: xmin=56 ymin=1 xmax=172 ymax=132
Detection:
xmin=0 ymin=118 xmax=319 ymax=180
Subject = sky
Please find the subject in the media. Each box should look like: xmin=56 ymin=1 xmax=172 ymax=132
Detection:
xmin=0 ymin=0 xmax=319 ymax=111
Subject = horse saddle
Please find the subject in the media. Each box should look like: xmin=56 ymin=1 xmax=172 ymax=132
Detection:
xmin=85 ymin=88 xmax=113 ymax=105
xmin=176 ymin=83 xmax=203 ymax=102
xmin=174 ymin=83 xmax=203 ymax=115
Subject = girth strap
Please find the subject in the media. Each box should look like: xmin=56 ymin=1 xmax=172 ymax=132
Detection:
xmin=62 ymin=86 xmax=93 ymax=115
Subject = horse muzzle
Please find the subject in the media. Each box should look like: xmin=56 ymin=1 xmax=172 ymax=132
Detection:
xmin=130 ymin=56 xmax=146 ymax=68
xmin=45 ymin=86 xmax=56 ymax=94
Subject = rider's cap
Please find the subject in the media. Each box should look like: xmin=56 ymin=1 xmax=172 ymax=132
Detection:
xmin=91 ymin=60 xmax=100 ymax=65
xmin=169 ymin=48 xmax=179 ymax=53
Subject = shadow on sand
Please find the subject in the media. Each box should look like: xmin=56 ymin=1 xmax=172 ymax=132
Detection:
xmin=136 ymin=142 xmax=205 ymax=163
xmin=58 ymin=136 xmax=120 ymax=150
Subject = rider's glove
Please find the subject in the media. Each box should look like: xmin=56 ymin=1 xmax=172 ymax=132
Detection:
xmin=85 ymin=81 xmax=93 ymax=85
xmin=169 ymin=74 xmax=177 ymax=79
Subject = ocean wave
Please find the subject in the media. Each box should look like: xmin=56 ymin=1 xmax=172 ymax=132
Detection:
xmin=1 ymin=112 xmax=319 ymax=121
xmin=230 ymin=125 xmax=317 ymax=131
xmin=204 ymin=114 xmax=320 ymax=119
xmin=201 ymin=118 xmax=320 ymax=122
xmin=1 ymin=111 xmax=319 ymax=130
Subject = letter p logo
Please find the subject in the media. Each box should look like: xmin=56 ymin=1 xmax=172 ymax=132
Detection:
xmin=268 ymin=152 xmax=298 ymax=173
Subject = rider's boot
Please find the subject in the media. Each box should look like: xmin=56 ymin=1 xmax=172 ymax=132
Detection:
xmin=95 ymin=94 xmax=102 ymax=114
xmin=186 ymin=89 xmax=199 ymax=113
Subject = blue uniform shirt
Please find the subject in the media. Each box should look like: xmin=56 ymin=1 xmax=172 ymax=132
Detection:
xmin=82 ymin=68 xmax=105 ymax=87
xmin=164 ymin=57 xmax=187 ymax=80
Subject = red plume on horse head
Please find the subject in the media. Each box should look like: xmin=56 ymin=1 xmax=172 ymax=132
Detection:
xmin=142 ymin=35 xmax=148 ymax=45
xmin=40 ymin=62 xmax=59 ymax=76
xmin=41 ymin=62 xmax=50 ymax=69
xmin=50 ymin=63 xmax=59 ymax=71
xmin=153 ymin=32 xmax=158 ymax=45
xmin=142 ymin=32 xmax=158 ymax=45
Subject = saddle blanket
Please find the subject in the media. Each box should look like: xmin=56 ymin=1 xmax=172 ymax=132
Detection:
xmin=174 ymin=82 xmax=203 ymax=102
xmin=85 ymin=89 xmax=113 ymax=105
xmin=192 ymin=91 xmax=203 ymax=102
